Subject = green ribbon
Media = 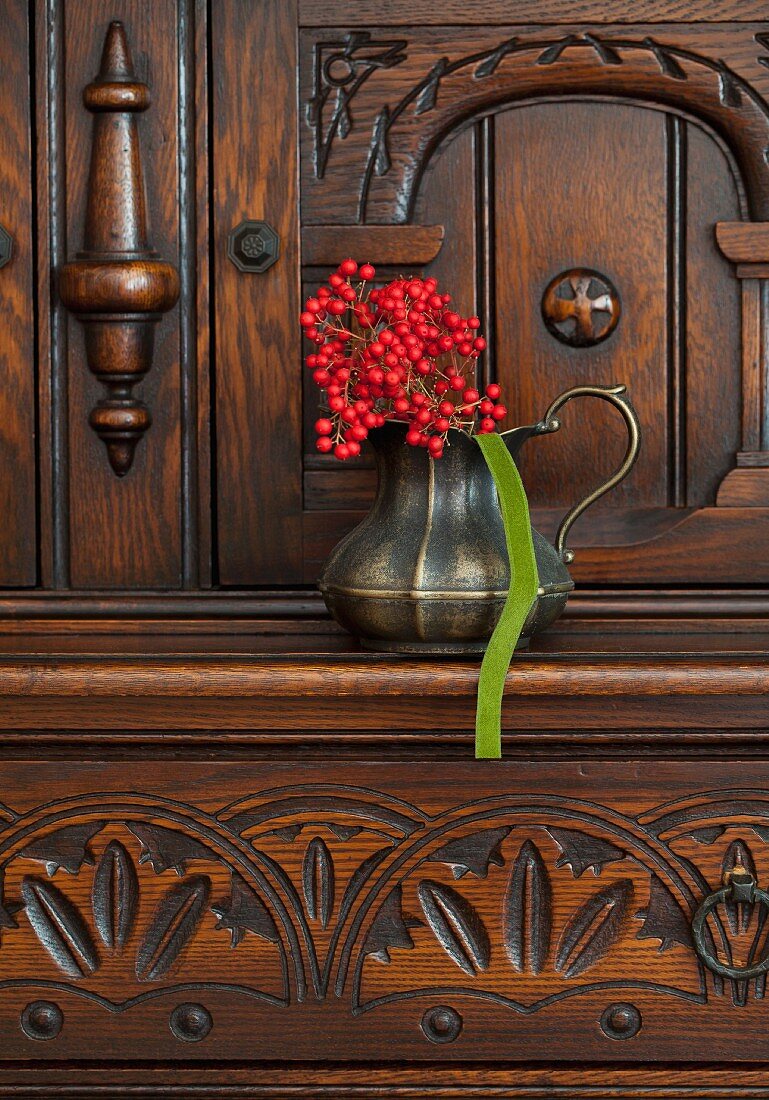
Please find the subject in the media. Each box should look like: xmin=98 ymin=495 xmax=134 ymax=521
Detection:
xmin=474 ymin=433 xmax=539 ymax=760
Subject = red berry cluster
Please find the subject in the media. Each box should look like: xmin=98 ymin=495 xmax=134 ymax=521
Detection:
xmin=300 ymin=259 xmax=507 ymax=460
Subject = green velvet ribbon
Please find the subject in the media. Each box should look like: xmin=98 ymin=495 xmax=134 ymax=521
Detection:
xmin=474 ymin=432 xmax=539 ymax=760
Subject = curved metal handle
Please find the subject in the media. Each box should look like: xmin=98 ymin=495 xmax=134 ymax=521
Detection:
xmin=692 ymin=870 xmax=769 ymax=980
xmin=539 ymin=384 xmax=641 ymax=564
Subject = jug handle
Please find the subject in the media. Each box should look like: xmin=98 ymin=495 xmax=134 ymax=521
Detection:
xmin=538 ymin=384 xmax=641 ymax=564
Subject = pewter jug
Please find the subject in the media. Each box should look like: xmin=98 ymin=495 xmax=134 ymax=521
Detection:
xmin=319 ymin=384 xmax=640 ymax=654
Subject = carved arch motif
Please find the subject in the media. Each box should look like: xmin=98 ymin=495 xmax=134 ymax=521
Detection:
xmin=339 ymin=32 xmax=769 ymax=222
xmin=1 ymin=784 xmax=769 ymax=1040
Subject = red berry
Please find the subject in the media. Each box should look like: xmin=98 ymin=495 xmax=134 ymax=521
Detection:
xmin=450 ymin=376 xmax=465 ymax=391
xmin=406 ymin=429 xmax=422 ymax=446
xmin=428 ymin=436 xmax=444 ymax=457
xmin=435 ymin=417 xmax=450 ymax=432
xmin=468 ymin=316 xmax=481 ymax=329
xmin=480 ymin=417 xmax=495 ymax=432
xmin=329 ymin=395 xmax=345 ymax=412
xmin=462 ymin=388 xmax=479 ymax=404
xmin=339 ymin=259 xmax=358 ymax=276
xmin=334 ymin=443 xmax=350 ymax=460
xmin=346 ymin=440 xmax=361 ymax=457
xmin=485 ymin=383 xmax=501 ymax=399
xmin=315 ymin=418 xmax=333 ymax=435
xmin=473 ymin=337 xmax=487 ymax=351
xmin=329 ymin=273 xmax=344 ymax=288
xmin=492 ymin=404 xmax=507 ymax=420
xmin=316 ymin=436 xmax=334 ymax=453
xmin=479 ymin=399 xmax=494 ymax=415
xmin=359 ymin=263 xmax=375 ymax=280
xmin=369 ymin=341 xmax=385 ymax=358
xmin=327 ymin=299 xmax=347 ymax=316
xmin=312 ymin=369 xmax=331 ymax=387
xmin=300 ymin=312 xmax=315 ymax=327
xmin=458 ymin=342 xmax=473 ymax=356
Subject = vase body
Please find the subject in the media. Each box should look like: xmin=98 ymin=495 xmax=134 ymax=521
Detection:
xmin=318 ymin=421 xmax=573 ymax=654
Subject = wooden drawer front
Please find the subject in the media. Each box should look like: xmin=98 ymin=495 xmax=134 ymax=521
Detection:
xmin=0 ymin=758 xmax=768 ymax=1062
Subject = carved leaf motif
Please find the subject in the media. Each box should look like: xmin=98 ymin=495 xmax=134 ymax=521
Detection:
xmin=127 ymin=823 xmax=213 ymax=875
xmin=303 ymin=837 xmax=335 ymax=928
xmin=337 ymin=99 xmax=352 ymax=140
xmin=583 ymin=33 xmax=622 ymax=65
xmin=503 ymin=839 xmax=552 ymax=974
xmin=364 ymin=884 xmax=421 ymax=964
xmin=305 ymin=92 xmax=324 ymax=128
xmin=211 ymin=874 xmax=279 ymax=948
xmin=643 ymin=37 xmax=687 ymax=80
xmin=327 ymin=824 xmax=361 ymax=841
xmin=417 ymin=879 xmax=491 ymax=976
xmin=92 ymin=840 xmax=138 ymax=951
xmin=19 ymin=822 xmax=103 ymax=875
xmin=135 ymin=875 xmax=210 ymax=981
xmin=474 ymin=37 xmax=519 ymax=79
xmin=757 ymin=32 xmax=769 ymax=70
xmin=427 ymin=826 xmax=510 ymax=880
xmin=22 ymin=876 xmax=99 ymax=978
xmin=415 ymin=57 xmax=449 ymax=115
xmin=684 ymin=826 xmax=726 ymax=845
xmin=722 ymin=839 xmax=757 ymax=934
xmin=555 ymin=879 xmax=634 ymax=979
xmin=0 ymin=871 xmax=19 ymax=939
xmin=635 ymin=873 xmax=693 ymax=951
xmin=340 ymin=846 xmax=392 ymax=917
xmin=546 ymin=827 xmax=625 ymax=878
xmin=372 ymin=107 xmax=391 ymax=177
xmin=718 ymin=64 xmax=743 ymax=107
xmin=536 ymin=35 xmax=579 ymax=65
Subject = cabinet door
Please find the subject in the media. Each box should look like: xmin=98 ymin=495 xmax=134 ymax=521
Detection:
xmin=214 ymin=8 xmax=769 ymax=587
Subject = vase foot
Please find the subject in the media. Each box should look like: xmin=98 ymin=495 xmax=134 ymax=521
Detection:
xmin=359 ymin=636 xmax=531 ymax=656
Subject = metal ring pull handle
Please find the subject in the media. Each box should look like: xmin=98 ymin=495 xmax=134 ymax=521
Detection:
xmin=692 ymin=870 xmax=769 ymax=980
xmin=538 ymin=384 xmax=641 ymax=564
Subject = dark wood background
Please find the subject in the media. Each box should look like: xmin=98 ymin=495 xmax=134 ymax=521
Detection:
xmin=0 ymin=0 xmax=767 ymax=604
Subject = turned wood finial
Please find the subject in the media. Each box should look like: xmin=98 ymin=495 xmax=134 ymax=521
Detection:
xmin=59 ymin=21 xmax=179 ymax=477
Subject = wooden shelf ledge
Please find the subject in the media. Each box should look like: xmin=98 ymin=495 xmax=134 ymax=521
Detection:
xmin=0 ymin=621 xmax=765 ymax=733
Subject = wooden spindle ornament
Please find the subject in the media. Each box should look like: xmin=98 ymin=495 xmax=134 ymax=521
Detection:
xmin=59 ymin=21 xmax=179 ymax=476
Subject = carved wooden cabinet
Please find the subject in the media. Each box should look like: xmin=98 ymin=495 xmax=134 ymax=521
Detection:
xmin=2 ymin=0 xmax=769 ymax=1095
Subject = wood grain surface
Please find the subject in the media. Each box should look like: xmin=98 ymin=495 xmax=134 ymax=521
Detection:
xmin=212 ymin=0 xmax=303 ymax=584
xmin=0 ymin=1 xmax=37 ymax=585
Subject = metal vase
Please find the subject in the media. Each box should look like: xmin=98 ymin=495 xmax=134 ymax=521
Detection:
xmin=318 ymin=385 xmax=640 ymax=655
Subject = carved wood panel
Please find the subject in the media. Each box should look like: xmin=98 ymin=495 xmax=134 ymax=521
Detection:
xmin=296 ymin=20 xmax=769 ymax=586
xmin=4 ymin=3 xmax=769 ymax=596
xmin=0 ymin=759 xmax=768 ymax=1061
